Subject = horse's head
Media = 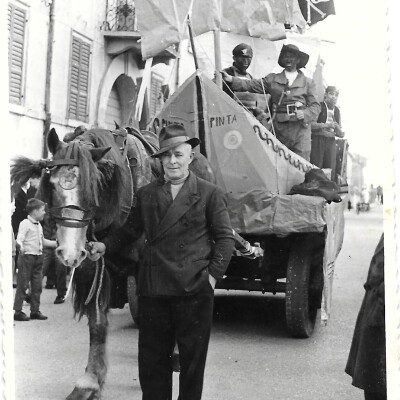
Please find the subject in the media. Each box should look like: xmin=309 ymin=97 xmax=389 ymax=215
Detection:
xmin=41 ymin=128 xmax=111 ymax=268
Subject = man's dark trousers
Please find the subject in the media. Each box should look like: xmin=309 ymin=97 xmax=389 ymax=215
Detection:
xmin=310 ymin=135 xmax=336 ymax=180
xmin=138 ymin=287 xmax=214 ymax=400
xmin=42 ymin=248 xmax=67 ymax=297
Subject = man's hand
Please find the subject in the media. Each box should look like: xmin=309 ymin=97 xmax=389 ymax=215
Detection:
xmin=209 ymin=274 xmax=217 ymax=290
xmin=86 ymin=241 xmax=106 ymax=261
xmin=295 ymin=109 xmax=304 ymax=120
xmin=220 ymin=71 xmax=233 ymax=83
xmin=325 ymin=122 xmax=335 ymax=128
xmin=334 ymin=123 xmax=345 ymax=137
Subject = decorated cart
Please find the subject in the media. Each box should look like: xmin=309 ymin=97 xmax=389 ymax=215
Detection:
xmin=138 ymin=72 xmax=345 ymax=337
xmin=124 ymin=0 xmax=346 ymax=338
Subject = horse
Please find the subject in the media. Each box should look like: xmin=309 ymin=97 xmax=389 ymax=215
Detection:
xmin=10 ymin=125 xmax=215 ymax=400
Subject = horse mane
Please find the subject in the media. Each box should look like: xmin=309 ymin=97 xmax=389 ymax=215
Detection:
xmin=76 ymin=129 xmax=127 ymax=221
xmin=10 ymin=156 xmax=46 ymax=195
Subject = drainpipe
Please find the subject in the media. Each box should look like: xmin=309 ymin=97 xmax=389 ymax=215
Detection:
xmin=43 ymin=0 xmax=56 ymax=158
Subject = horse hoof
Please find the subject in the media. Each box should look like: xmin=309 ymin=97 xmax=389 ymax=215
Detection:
xmin=66 ymin=387 xmax=99 ymax=400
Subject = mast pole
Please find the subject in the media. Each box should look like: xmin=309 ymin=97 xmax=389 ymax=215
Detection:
xmin=213 ymin=30 xmax=222 ymax=89
xmin=187 ymin=16 xmax=199 ymax=70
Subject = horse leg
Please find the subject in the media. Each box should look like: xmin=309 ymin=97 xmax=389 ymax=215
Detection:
xmin=66 ymin=305 xmax=108 ymax=400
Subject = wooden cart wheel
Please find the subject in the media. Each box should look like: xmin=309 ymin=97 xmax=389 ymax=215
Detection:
xmin=127 ymin=275 xmax=139 ymax=325
xmin=285 ymin=236 xmax=318 ymax=338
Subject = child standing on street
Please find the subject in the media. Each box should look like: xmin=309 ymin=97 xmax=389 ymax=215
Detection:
xmin=13 ymin=198 xmax=57 ymax=321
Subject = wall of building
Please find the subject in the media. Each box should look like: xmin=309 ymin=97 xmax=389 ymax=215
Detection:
xmin=8 ymin=0 xmax=146 ymax=159
xmin=8 ymin=0 xmax=49 ymax=158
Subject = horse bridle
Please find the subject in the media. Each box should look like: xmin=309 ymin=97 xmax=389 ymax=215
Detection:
xmin=45 ymin=141 xmax=96 ymax=228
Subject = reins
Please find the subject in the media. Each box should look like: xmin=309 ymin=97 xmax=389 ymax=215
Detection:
xmin=63 ymin=219 xmax=106 ymax=325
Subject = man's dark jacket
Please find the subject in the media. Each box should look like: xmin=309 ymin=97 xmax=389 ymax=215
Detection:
xmin=124 ymin=172 xmax=234 ymax=296
xmin=345 ymin=234 xmax=386 ymax=394
xmin=222 ymin=66 xmax=253 ymax=98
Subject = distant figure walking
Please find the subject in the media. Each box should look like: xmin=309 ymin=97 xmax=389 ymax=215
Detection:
xmin=376 ymin=185 xmax=383 ymax=204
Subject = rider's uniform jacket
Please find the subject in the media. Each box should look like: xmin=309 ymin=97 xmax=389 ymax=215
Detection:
xmin=230 ymin=70 xmax=320 ymax=125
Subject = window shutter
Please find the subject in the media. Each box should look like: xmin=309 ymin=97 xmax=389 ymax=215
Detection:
xmin=69 ymin=37 xmax=91 ymax=121
xmin=8 ymin=4 xmax=26 ymax=104
xmin=150 ymin=73 xmax=163 ymax=117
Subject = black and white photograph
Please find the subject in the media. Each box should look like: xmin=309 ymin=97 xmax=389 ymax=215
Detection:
xmin=0 ymin=0 xmax=399 ymax=399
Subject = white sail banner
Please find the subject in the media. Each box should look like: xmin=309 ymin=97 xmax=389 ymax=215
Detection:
xmin=136 ymin=0 xmax=307 ymax=59
xmin=220 ymin=0 xmax=306 ymax=40
xmin=153 ymin=72 xmax=312 ymax=197
xmin=136 ymin=0 xmax=220 ymax=60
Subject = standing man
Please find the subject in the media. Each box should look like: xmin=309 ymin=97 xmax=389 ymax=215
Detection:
xmin=346 ymin=234 xmax=386 ymax=400
xmin=90 ymin=124 xmax=234 ymax=399
xmin=221 ymin=44 xmax=320 ymax=161
xmin=310 ymin=86 xmax=345 ymax=180
xmin=222 ymin=43 xmax=254 ymax=99
xmin=42 ymin=210 xmax=67 ymax=303
xmin=222 ymin=43 xmax=269 ymax=125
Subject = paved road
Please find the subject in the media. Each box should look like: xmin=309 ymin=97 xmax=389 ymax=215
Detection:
xmin=13 ymin=204 xmax=383 ymax=400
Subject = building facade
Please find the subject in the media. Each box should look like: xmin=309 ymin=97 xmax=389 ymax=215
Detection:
xmin=8 ymin=0 xmax=172 ymax=158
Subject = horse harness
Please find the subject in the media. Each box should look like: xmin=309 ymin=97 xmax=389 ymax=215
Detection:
xmin=44 ymin=141 xmax=95 ymax=229
xmin=45 ymin=127 xmax=155 ymax=230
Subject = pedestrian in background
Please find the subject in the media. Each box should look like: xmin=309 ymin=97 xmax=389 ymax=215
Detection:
xmin=11 ymin=179 xmax=31 ymax=237
xmin=42 ymin=209 xmax=67 ymax=304
xmin=13 ymin=198 xmax=57 ymax=321
xmin=345 ymin=234 xmax=386 ymax=400
xmin=376 ymin=185 xmax=383 ymax=204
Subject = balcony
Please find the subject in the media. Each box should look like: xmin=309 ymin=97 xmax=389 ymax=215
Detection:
xmin=103 ymin=0 xmax=138 ymax=32
xmin=101 ymin=0 xmax=176 ymax=65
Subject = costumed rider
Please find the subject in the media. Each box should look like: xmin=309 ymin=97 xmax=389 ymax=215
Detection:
xmin=222 ymin=43 xmax=270 ymax=126
xmin=221 ymin=43 xmax=321 ymax=161
xmin=87 ymin=124 xmax=235 ymax=400
xmin=310 ymin=86 xmax=345 ymax=181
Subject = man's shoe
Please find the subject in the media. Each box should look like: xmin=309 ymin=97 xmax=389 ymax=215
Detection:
xmin=54 ymin=296 xmax=65 ymax=304
xmin=30 ymin=311 xmax=48 ymax=320
xmin=14 ymin=311 xmax=30 ymax=321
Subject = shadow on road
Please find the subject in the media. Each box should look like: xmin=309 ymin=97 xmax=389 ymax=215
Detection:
xmin=213 ymin=292 xmax=289 ymax=338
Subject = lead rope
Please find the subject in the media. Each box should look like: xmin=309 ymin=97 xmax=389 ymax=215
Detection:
xmin=64 ymin=267 xmax=75 ymax=300
xmin=64 ymin=220 xmax=105 ymax=325
xmin=95 ymin=256 xmax=105 ymax=324
xmin=84 ymin=219 xmax=105 ymax=324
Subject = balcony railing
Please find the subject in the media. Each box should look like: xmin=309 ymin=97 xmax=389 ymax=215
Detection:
xmin=102 ymin=0 xmax=138 ymax=32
